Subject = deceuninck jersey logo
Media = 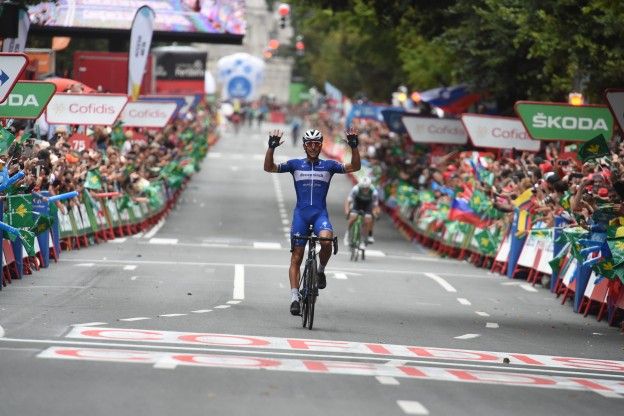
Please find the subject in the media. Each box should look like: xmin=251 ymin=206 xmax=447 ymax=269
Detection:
xmin=294 ymin=170 xmax=331 ymax=182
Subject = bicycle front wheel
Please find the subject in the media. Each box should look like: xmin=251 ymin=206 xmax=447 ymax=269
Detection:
xmin=307 ymin=259 xmax=318 ymax=330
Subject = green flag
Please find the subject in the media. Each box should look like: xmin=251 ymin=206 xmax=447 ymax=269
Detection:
xmin=607 ymin=238 xmax=624 ymax=268
xmin=607 ymin=224 xmax=624 ymax=239
xmin=111 ymin=122 xmax=126 ymax=147
xmin=31 ymin=214 xmax=55 ymax=235
xmin=19 ymin=229 xmax=36 ymax=257
xmin=7 ymin=195 xmax=34 ymax=228
xmin=549 ymin=254 xmax=566 ymax=275
xmin=0 ymin=127 xmax=15 ymax=154
xmin=116 ymin=194 xmax=132 ymax=212
xmin=578 ymin=134 xmax=610 ymax=162
xmin=475 ymin=229 xmax=497 ymax=254
xmin=85 ymin=169 xmax=103 ymax=191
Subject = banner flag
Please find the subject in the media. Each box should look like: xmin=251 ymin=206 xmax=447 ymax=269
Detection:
xmin=128 ymin=5 xmax=156 ymax=100
xmin=2 ymin=7 xmax=30 ymax=52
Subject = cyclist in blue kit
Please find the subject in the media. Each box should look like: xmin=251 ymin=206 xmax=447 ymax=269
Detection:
xmin=264 ymin=128 xmax=361 ymax=315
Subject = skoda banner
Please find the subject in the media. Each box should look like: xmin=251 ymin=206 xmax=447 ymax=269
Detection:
xmin=119 ymin=101 xmax=177 ymax=128
xmin=605 ymin=89 xmax=624 ymax=132
xmin=515 ymin=101 xmax=614 ymax=141
xmin=127 ymin=5 xmax=155 ymax=100
xmin=461 ymin=114 xmax=540 ymax=151
xmin=0 ymin=81 xmax=55 ymax=119
xmin=402 ymin=115 xmax=467 ymax=145
xmin=46 ymin=93 xmax=128 ymax=125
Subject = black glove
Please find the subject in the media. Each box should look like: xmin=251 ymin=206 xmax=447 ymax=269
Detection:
xmin=347 ymin=133 xmax=359 ymax=148
xmin=268 ymin=134 xmax=281 ymax=149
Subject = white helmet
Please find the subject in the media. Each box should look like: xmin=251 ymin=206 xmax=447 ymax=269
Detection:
xmin=359 ymin=177 xmax=372 ymax=188
xmin=302 ymin=129 xmax=323 ymax=143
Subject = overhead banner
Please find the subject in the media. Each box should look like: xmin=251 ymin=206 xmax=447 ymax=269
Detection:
xmin=46 ymin=93 xmax=128 ymax=125
xmin=461 ymin=114 xmax=540 ymax=151
xmin=0 ymin=81 xmax=55 ymax=119
xmin=515 ymin=101 xmax=614 ymax=142
xmin=119 ymin=101 xmax=177 ymax=128
xmin=128 ymin=5 xmax=155 ymax=100
xmin=605 ymin=89 xmax=624 ymax=132
xmin=0 ymin=53 xmax=28 ymax=103
xmin=402 ymin=115 xmax=467 ymax=145
xmin=2 ymin=7 xmax=31 ymax=53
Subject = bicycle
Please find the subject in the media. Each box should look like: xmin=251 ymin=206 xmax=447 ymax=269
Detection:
xmin=292 ymin=230 xmax=338 ymax=330
xmin=348 ymin=210 xmax=366 ymax=261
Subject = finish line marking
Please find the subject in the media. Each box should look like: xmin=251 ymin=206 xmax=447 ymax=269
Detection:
xmin=454 ymin=334 xmax=481 ymax=340
xmin=233 ymin=265 xmax=245 ymax=300
xmin=36 ymin=346 xmax=624 ymax=398
xmin=397 ymin=400 xmax=429 ymax=415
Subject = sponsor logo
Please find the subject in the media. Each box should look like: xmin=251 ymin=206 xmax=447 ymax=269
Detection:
xmin=128 ymin=109 xmax=167 ymax=118
xmin=491 ymin=127 xmax=530 ymax=140
xmin=532 ymin=113 xmax=608 ymax=131
xmin=428 ymin=124 xmax=464 ymax=135
xmin=69 ymin=103 xmax=115 ymax=114
xmin=0 ymin=93 xmax=39 ymax=107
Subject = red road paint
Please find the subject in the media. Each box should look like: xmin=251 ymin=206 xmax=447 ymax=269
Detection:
xmin=38 ymin=346 xmax=624 ymax=396
xmin=65 ymin=327 xmax=624 ymax=374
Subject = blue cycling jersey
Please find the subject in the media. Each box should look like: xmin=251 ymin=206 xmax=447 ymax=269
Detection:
xmin=278 ymin=158 xmax=345 ymax=210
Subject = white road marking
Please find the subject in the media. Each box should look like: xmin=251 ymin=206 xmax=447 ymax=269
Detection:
xmin=0 ymin=324 xmax=4 ymax=338
xmin=159 ymin=314 xmax=186 ymax=317
xmin=520 ymin=284 xmax=539 ymax=293
xmin=214 ymin=305 xmax=230 ymax=309
xmin=75 ymin=263 xmax=95 ymax=267
xmin=454 ymin=334 xmax=481 ymax=340
xmin=282 ymin=227 xmax=290 ymax=233
xmin=475 ymin=311 xmax=490 ymax=317
xmin=119 ymin=317 xmax=150 ymax=322
xmin=376 ymin=376 xmax=400 ymax=385
xmin=486 ymin=323 xmax=500 ymax=329
xmin=71 ymin=322 xmax=108 ymax=327
xmin=457 ymin=298 xmax=471 ymax=306
xmin=424 ymin=272 xmax=457 ymax=293
xmin=282 ymin=219 xmax=289 ymax=225
xmin=149 ymin=238 xmax=178 ymax=245
xmin=253 ymin=242 xmax=282 ymax=250
xmin=397 ymin=400 xmax=429 ymax=415
xmin=132 ymin=232 xmax=144 ymax=239
xmin=230 ymin=166 xmax=240 ymax=172
xmin=191 ymin=310 xmax=212 ymax=314
xmin=227 ymin=300 xmax=241 ymax=305
xmin=143 ymin=219 xmax=165 ymax=239
xmin=153 ymin=361 xmax=177 ymax=370
xmin=365 ymin=249 xmax=385 ymax=257
xmin=130 ymin=276 xmax=138 ymax=281
xmin=233 ymin=264 xmax=245 ymax=300
xmin=123 ymin=265 xmax=137 ymax=271
xmin=333 ymin=272 xmax=348 ymax=280
xmin=595 ymin=391 xmax=624 ymax=399
xmin=110 ymin=238 xmax=127 ymax=243
xmin=501 ymin=281 xmax=523 ymax=286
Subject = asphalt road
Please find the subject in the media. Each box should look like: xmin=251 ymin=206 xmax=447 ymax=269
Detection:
xmin=1 ymin=122 xmax=623 ymax=416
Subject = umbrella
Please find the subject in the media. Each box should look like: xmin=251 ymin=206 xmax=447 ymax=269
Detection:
xmin=44 ymin=77 xmax=95 ymax=93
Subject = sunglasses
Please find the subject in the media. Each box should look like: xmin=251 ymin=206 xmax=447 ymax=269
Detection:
xmin=304 ymin=141 xmax=322 ymax=147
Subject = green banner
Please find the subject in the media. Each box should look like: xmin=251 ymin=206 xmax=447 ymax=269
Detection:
xmin=0 ymin=81 xmax=56 ymax=119
xmin=515 ymin=101 xmax=613 ymax=142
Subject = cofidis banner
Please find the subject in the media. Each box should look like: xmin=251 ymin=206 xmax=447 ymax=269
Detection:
xmin=119 ymin=101 xmax=177 ymax=128
xmin=128 ymin=5 xmax=155 ymax=100
xmin=461 ymin=114 xmax=540 ymax=151
xmin=46 ymin=93 xmax=128 ymax=125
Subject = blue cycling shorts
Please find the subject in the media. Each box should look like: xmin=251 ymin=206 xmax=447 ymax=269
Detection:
xmin=291 ymin=207 xmax=333 ymax=247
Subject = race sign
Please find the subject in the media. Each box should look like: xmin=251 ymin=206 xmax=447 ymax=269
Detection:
xmin=119 ymin=101 xmax=177 ymax=128
xmin=402 ymin=115 xmax=467 ymax=145
xmin=0 ymin=53 xmax=28 ymax=103
xmin=46 ymin=93 xmax=128 ymax=125
xmin=515 ymin=101 xmax=614 ymax=142
xmin=68 ymin=133 xmax=94 ymax=151
xmin=0 ymin=81 xmax=55 ymax=119
xmin=461 ymin=114 xmax=540 ymax=152
xmin=605 ymin=89 xmax=624 ymax=132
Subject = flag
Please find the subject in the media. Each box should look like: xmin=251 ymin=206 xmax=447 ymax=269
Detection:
xmin=448 ymin=198 xmax=488 ymax=227
xmin=475 ymin=229 xmax=497 ymax=254
xmin=2 ymin=6 xmax=30 ymax=52
xmin=0 ymin=127 xmax=15 ymax=154
xmin=607 ymin=224 xmax=624 ymax=239
xmin=515 ymin=209 xmax=531 ymax=237
xmin=512 ymin=189 xmax=534 ymax=209
xmin=31 ymin=214 xmax=55 ymax=235
xmin=578 ymin=134 xmax=610 ymax=162
xmin=116 ymin=194 xmax=132 ymax=212
xmin=85 ymin=169 xmax=102 ymax=190
xmin=549 ymin=254 xmax=566 ymax=276
xmin=19 ymin=229 xmax=36 ymax=257
xmin=6 ymin=195 xmax=34 ymax=228
xmin=128 ymin=5 xmax=156 ymax=100
xmin=607 ymin=238 xmax=624 ymax=268
xmin=324 ymin=81 xmax=343 ymax=103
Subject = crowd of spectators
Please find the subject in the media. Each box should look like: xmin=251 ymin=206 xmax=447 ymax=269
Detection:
xmin=2 ymin=103 xmax=217 ymax=212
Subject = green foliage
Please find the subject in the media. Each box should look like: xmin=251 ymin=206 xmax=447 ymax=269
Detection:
xmin=290 ymin=0 xmax=624 ymax=112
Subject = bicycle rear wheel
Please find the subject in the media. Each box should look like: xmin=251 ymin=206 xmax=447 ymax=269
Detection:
xmin=349 ymin=220 xmax=361 ymax=262
xmin=300 ymin=264 xmax=309 ymax=328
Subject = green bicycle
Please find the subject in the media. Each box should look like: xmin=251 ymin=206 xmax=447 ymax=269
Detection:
xmin=348 ymin=210 xmax=366 ymax=261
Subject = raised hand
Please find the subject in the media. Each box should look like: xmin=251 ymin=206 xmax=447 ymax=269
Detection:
xmin=345 ymin=127 xmax=359 ymax=148
xmin=268 ymin=129 xmax=284 ymax=149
